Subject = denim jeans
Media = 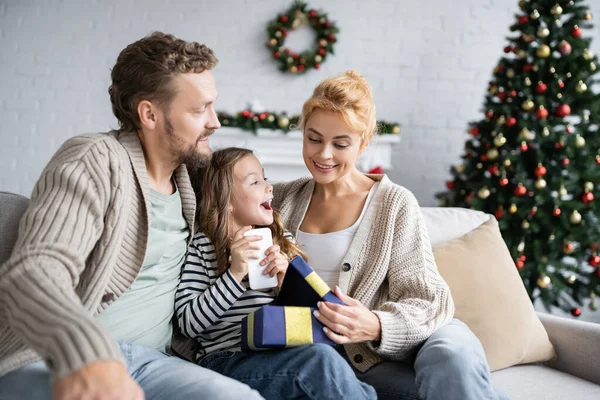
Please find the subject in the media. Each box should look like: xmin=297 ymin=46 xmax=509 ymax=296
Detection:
xmin=340 ymin=319 xmax=509 ymax=400
xmin=0 ymin=342 xmax=263 ymax=400
xmin=200 ymin=343 xmax=377 ymax=400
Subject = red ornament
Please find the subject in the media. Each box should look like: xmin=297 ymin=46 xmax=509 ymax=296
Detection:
xmin=535 ymin=165 xmax=547 ymax=177
xmin=536 ymin=82 xmax=547 ymax=94
xmin=556 ymin=104 xmax=571 ymax=117
xmin=247 ymin=112 xmax=254 ymax=118
xmin=298 ymin=64 xmax=305 ymax=72
xmin=309 ymin=10 xmax=318 ymax=18
xmin=241 ymin=110 xmax=250 ymax=117
xmin=517 ymin=15 xmax=529 ymax=24
xmin=571 ymin=26 xmax=582 ymax=38
xmin=318 ymin=48 xmax=326 ymax=56
xmin=553 ymin=207 xmax=562 ymax=217
xmin=480 ymin=155 xmax=489 ymax=162
xmin=504 ymin=46 xmax=512 ymax=53
xmin=564 ymin=243 xmax=574 ymax=253
xmin=516 ymin=260 xmax=525 ymax=269
xmin=280 ymin=15 xmax=289 ymax=23
xmin=281 ymin=29 xmax=288 ymax=38
xmin=520 ymin=142 xmax=529 ymax=152
xmin=486 ymin=111 xmax=494 ymax=119
xmin=567 ymin=126 xmax=574 ymax=133
xmin=562 ymin=158 xmax=570 ymax=166
xmin=488 ymin=165 xmax=499 ymax=174
xmin=284 ymin=48 xmax=291 ymax=54
xmin=510 ymin=90 xmax=517 ymax=97
xmin=597 ymin=156 xmax=600 ymax=165
xmin=499 ymin=177 xmax=509 ymax=186
xmin=446 ymin=181 xmax=455 ymax=190
xmin=514 ymin=185 xmax=527 ymax=196
xmin=314 ymin=63 xmax=320 ymax=69
xmin=506 ymin=117 xmax=517 ymax=127
xmin=259 ymin=113 xmax=267 ymax=120
xmin=571 ymin=308 xmax=582 ymax=317
xmin=530 ymin=207 xmax=538 ymax=216
xmin=536 ymin=107 xmax=549 ymax=120
xmin=583 ymin=192 xmax=595 ymax=204
xmin=495 ymin=208 xmax=504 ymax=220
xmin=559 ymin=41 xmax=572 ymax=55
xmin=273 ymin=51 xmax=281 ymax=58
xmin=369 ymin=166 xmax=384 ymax=174
xmin=520 ymin=255 xmax=527 ymax=262
xmin=497 ymin=91 xmax=507 ymax=101
xmin=327 ymin=33 xmax=335 ymax=41
xmin=292 ymin=52 xmax=300 ymax=59
xmin=325 ymin=21 xmax=332 ymax=28
xmin=523 ymin=63 xmax=533 ymax=72
xmin=558 ymin=80 xmax=565 ymax=89
xmin=589 ymin=255 xmax=600 ymax=267
xmin=469 ymin=127 xmax=479 ymax=136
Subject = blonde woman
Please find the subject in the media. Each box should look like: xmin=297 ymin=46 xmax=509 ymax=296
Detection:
xmin=273 ymin=70 xmax=507 ymax=400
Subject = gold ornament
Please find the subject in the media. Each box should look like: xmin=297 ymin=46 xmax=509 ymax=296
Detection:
xmin=575 ymin=81 xmax=587 ymax=93
xmin=494 ymin=135 xmax=507 ymax=147
xmin=319 ymin=17 xmax=326 ymax=24
xmin=289 ymin=66 xmax=298 ymax=73
xmin=584 ymin=182 xmax=594 ymax=191
xmin=456 ymin=164 xmax=465 ymax=174
xmin=590 ymin=301 xmax=599 ymax=311
xmin=487 ymin=149 xmax=499 ymax=160
xmin=557 ymin=93 xmax=563 ymax=99
xmin=584 ymin=12 xmax=592 ymax=20
xmin=537 ymin=275 xmax=551 ymax=288
xmin=286 ymin=57 xmax=293 ymax=64
xmin=567 ymin=275 xmax=576 ymax=284
xmin=314 ymin=55 xmax=323 ymax=63
xmin=497 ymin=115 xmax=506 ymax=125
xmin=559 ymin=185 xmax=567 ymax=196
xmin=518 ymin=241 xmax=525 ymax=252
xmin=591 ymin=62 xmax=597 ymax=72
xmin=477 ymin=163 xmax=483 ymax=169
xmin=549 ymin=234 xmax=555 ymax=241
xmin=575 ymin=134 xmax=586 ymax=148
xmin=570 ymin=210 xmax=582 ymax=224
xmin=519 ymin=0 xmax=527 ymax=10
xmin=537 ymin=45 xmax=551 ymax=58
xmin=319 ymin=39 xmax=328 ymax=47
xmin=478 ymin=187 xmax=491 ymax=199
xmin=519 ymin=128 xmax=534 ymax=140
xmin=504 ymin=159 xmax=512 ymax=167
xmin=510 ymin=204 xmax=518 ymax=214
xmin=542 ymin=127 xmax=550 ymax=136
xmin=274 ymin=31 xmax=282 ymax=38
xmin=522 ymin=220 xmax=530 ymax=229
xmin=537 ymin=27 xmax=550 ymax=38
xmin=517 ymin=50 xmax=527 ymax=59
xmin=268 ymin=38 xmax=277 ymax=47
xmin=392 ymin=125 xmax=400 ymax=134
xmin=535 ymin=178 xmax=547 ymax=189
xmin=506 ymin=68 xmax=515 ymax=78
xmin=583 ymin=49 xmax=594 ymax=60
xmin=524 ymin=77 xmax=532 ymax=86
xmin=278 ymin=116 xmax=290 ymax=128
xmin=549 ymin=66 xmax=556 ymax=73
xmin=522 ymin=99 xmax=535 ymax=111
xmin=551 ymin=4 xmax=563 ymax=15
xmin=267 ymin=115 xmax=275 ymax=122
xmin=530 ymin=9 xmax=540 ymax=19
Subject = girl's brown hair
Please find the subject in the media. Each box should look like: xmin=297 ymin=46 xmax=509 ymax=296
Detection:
xmin=191 ymin=147 xmax=306 ymax=275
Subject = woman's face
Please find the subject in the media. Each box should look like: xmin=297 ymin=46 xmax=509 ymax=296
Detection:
xmin=303 ymin=109 xmax=366 ymax=185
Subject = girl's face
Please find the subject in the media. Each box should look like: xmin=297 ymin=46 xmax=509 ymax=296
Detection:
xmin=302 ymin=109 xmax=365 ymax=185
xmin=231 ymin=154 xmax=274 ymax=228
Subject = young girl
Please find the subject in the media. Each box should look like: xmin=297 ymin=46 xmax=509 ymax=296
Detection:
xmin=175 ymin=147 xmax=376 ymax=400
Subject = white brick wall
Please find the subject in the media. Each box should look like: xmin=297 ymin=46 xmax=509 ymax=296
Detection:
xmin=1 ymin=0 xmax=599 ymax=205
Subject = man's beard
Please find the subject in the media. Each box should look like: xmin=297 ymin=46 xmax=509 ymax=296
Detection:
xmin=165 ymin=117 xmax=213 ymax=172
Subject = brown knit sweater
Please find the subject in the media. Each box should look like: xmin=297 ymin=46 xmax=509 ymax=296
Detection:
xmin=273 ymin=175 xmax=455 ymax=372
xmin=0 ymin=131 xmax=196 ymax=379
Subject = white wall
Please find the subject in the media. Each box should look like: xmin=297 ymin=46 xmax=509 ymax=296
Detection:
xmin=1 ymin=0 xmax=599 ymax=202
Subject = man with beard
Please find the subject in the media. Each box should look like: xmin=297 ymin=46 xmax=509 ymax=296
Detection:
xmin=0 ymin=32 xmax=263 ymax=400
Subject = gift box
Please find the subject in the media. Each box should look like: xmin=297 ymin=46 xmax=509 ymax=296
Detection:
xmin=241 ymin=256 xmax=344 ymax=351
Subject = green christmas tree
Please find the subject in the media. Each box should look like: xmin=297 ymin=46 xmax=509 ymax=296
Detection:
xmin=437 ymin=0 xmax=600 ymax=316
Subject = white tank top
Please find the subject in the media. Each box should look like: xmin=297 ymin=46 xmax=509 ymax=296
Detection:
xmin=297 ymin=182 xmax=379 ymax=289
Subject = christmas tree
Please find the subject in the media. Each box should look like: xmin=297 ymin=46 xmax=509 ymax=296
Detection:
xmin=437 ymin=0 xmax=600 ymax=316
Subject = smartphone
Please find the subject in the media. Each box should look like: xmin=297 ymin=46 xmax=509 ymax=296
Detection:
xmin=245 ymin=227 xmax=278 ymax=290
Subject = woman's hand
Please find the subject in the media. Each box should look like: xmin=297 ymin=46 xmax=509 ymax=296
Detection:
xmin=260 ymin=244 xmax=289 ymax=288
xmin=229 ymin=226 xmax=262 ymax=283
xmin=314 ymin=286 xmax=382 ymax=344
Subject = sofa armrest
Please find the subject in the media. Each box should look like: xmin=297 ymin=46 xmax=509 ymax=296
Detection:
xmin=537 ymin=312 xmax=600 ymax=385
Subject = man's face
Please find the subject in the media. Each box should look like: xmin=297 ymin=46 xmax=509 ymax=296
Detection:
xmin=160 ymin=71 xmax=220 ymax=170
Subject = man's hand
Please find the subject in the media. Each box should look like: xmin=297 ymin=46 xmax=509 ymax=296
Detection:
xmin=53 ymin=360 xmax=144 ymax=400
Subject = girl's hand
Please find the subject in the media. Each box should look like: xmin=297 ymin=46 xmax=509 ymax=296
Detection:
xmin=229 ymin=226 xmax=262 ymax=283
xmin=314 ymin=286 xmax=382 ymax=344
xmin=260 ymin=244 xmax=289 ymax=288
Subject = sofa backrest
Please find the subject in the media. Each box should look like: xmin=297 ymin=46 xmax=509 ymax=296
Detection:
xmin=421 ymin=207 xmax=491 ymax=247
xmin=0 ymin=191 xmax=29 ymax=265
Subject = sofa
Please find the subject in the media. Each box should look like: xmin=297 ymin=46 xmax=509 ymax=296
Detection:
xmin=1 ymin=191 xmax=600 ymax=399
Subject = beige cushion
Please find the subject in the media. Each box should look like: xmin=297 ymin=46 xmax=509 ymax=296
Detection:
xmin=433 ymin=217 xmax=556 ymax=371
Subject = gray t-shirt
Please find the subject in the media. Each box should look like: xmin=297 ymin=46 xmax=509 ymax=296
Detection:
xmin=97 ymin=186 xmax=189 ymax=353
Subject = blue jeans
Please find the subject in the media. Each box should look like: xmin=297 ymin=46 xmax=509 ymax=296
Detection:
xmin=0 ymin=343 xmax=263 ymax=400
xmin=200 ymin=343 xmax=377 ymax=400
xmin=341 ymin=319 xmax=509 ymax=400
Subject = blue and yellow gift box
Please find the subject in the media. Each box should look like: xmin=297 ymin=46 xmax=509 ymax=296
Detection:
xmin=241 ymin=256 xmax=344 ymax=351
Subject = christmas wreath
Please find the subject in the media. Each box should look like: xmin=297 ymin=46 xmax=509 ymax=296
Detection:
xmin=267 ymin=2 xmax=339 ymax=74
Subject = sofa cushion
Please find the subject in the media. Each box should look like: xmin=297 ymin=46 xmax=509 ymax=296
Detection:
xmin=492 ymin=364 xmax=600 ymax=400
xmin=432 ymin=217 xmax=556 ymax=371
xmin=421 ymin=207 xmax=489 ymax=247
xmin=0 ymin=191 xmax=29 ymax=265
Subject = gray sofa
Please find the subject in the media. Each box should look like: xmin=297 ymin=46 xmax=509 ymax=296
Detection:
xmin=2 ymin=191 xmax=600 ymax=399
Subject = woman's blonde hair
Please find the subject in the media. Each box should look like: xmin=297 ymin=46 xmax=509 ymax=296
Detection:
xmin=190 ymin=147 xmax=306 ymax=275
xmin=298 ymin=70 xmax=378 ymax=144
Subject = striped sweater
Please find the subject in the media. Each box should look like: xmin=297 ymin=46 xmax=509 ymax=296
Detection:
xmin=176 ymin=231 xmax=292 ymax=360
xmin=0 ymin=131 xmax=196 ymax=378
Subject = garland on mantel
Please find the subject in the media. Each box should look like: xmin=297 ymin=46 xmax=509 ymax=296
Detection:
xmin=218 ymin=111 xmax=401 ymax=135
